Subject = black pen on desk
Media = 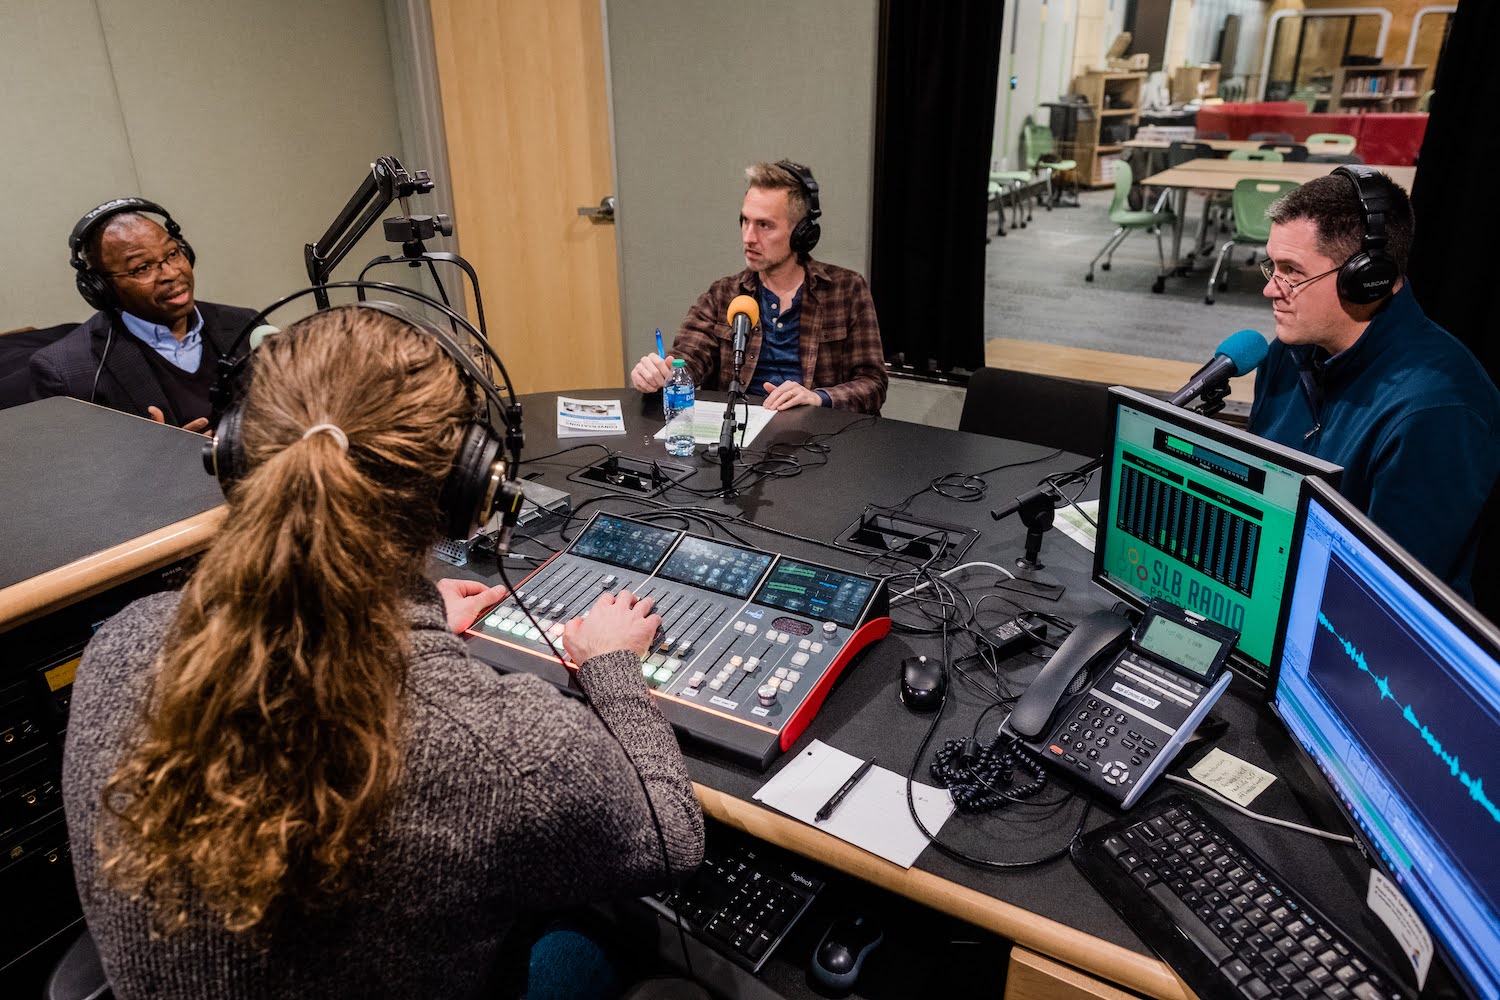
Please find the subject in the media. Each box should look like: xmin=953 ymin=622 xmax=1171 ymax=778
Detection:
xmin=815 ymin=758 xmax=875 ymax=822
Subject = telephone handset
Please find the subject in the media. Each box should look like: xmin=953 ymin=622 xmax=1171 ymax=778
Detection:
xmin=1001 ymin=601 xmax=1236 ymax=808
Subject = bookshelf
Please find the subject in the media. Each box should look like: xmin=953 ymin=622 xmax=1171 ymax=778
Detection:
xmin=1332 ymin=65 xmax=1429 ymax=112
xmin=1070 ymin=71 xmax=1146 ymax=187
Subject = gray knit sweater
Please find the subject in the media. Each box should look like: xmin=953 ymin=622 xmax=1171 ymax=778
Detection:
xmin=62 ymin=583 xmax=705 ymax=999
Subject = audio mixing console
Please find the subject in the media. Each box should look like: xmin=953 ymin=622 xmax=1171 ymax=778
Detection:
xmin=466 ymin=513 xmax=891 ymax=769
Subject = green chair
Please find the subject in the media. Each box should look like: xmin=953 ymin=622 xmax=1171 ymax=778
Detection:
xmin=1085 ymin=160 xmax=1173 ymax=293
xmin=988 ymin=171 xmax=1032 ymax=235
xmin=1307 ymin=132 xmax=1356 ymax=149
xmin=1024 ymin=123 xmax=1078 ymax=208
xmin=1228 ymin=149 xmax=1283 ymax=162
xmin=1206 ymin=178 xmax=1299 ymax=304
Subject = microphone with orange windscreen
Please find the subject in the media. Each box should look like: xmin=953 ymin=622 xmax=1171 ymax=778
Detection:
xmin=726 ymin=295 xmax=759 ymax=375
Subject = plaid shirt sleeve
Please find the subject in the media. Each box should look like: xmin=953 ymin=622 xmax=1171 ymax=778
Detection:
xmin=803 ymin=263 xmax=887 ymax=415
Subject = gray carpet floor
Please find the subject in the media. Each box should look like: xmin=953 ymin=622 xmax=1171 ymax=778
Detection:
xmin=984 ymin=187 xmax=1274 ymax=364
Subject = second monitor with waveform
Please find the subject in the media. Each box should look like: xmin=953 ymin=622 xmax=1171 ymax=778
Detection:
xmin=1093 ymin=386 xmax=1341 ymax=680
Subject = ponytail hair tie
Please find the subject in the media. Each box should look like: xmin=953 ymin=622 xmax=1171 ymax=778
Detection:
xmin=301 ymin=423 xmax=349 ymax=454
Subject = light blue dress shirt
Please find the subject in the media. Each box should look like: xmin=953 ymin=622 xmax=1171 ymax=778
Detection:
xmin=119 ymin=308 xmax=206 ymax=372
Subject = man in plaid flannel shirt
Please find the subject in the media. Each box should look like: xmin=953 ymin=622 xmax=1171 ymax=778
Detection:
xmin=630 ymin=162 xmax=887 ymax=414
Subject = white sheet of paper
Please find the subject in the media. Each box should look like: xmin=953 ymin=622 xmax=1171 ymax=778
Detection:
xmin=1188 ymin=748 xmax=1277 ymax=807
xmin=653 ymin=401 xmax=776 ymax=448
xmin=753 ymin=740 xmax=954 ymax=868
xmin=1367 ymin=868 xmax=1433 ymax=987
xmin=1055 ymin=499 xmax=1099 ymax=552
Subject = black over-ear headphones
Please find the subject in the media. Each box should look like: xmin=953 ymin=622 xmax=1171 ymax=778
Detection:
xmin=1332 ymin=165 xmax=1401 ymax=305
xmin=203 ymin=281 xmax=525 ymax=542
xmin=69 ymin=198 xmax=195 ymax=312
xmin=776 ymin=160 xmax=822 ymax=256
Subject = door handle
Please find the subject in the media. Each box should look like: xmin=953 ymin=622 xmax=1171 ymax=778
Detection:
xmin=577 ymin=195 xmax=616 ymax=224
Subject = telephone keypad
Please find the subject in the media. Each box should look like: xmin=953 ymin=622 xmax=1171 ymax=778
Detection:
xmin=1050 ymin=701 xmax=1156 ymax=786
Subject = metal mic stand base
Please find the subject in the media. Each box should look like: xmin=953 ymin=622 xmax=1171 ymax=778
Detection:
xmin=996 ymin=494 xmax=1067 ymax=602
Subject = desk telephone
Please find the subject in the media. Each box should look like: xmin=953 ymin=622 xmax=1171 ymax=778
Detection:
xmin=1001 ymin=600 xmax=1235 ymax=808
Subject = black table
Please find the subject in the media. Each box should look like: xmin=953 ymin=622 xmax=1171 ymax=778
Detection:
xmin=452 ymin=390 xmax=1402 ymax=1000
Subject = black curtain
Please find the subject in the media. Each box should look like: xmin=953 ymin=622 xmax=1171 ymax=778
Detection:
xmin=870 ymin=0 xmax=1004 ymax=376
xmin=1407 ymin=0 xmax=1499 ymax=379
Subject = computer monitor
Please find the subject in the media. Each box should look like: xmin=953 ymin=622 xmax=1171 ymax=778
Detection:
xmin=1093 ymin=386 xmax=1342 ymax=680
xmin=1268 ymin=477 xmax=1500 ymax=1000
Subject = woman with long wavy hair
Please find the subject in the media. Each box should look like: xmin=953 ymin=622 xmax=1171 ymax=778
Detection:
xmin=62 ymin=306 xmax=704 ymax=998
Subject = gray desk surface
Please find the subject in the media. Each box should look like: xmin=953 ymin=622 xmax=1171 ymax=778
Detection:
xmin=453 ymin=390 xmax=1407 ymax=997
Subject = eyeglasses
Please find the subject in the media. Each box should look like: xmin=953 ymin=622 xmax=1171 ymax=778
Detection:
xmin=1259 ymin=258 xmax=1340 ymax=297
xmin=106 ymin=246 xmax=188 ymax=283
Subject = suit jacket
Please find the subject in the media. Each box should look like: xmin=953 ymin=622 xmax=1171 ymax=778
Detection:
xmin=29 ymin=302 xmax=257 ymax=425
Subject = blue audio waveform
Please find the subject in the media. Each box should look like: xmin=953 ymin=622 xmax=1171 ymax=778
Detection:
xmin=1317 ymin=612 xmax=1500 ymax=825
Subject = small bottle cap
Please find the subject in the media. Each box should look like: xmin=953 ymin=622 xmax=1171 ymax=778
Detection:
xmin=671 ymin=358 xmax=686 ymax=368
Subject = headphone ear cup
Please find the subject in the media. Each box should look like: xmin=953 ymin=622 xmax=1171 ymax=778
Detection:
xmin=790 ymin=218 xmax=821 ymax=255
xmin=438 ymin=423 xmax=502 ymax=539
xmin=75 ymin=269 xmax=115 ymax=312
xmin=203 ymin=401 xmax=248 ymax=491
xmin=1337 ymin=251 xmax=1401 ymax=305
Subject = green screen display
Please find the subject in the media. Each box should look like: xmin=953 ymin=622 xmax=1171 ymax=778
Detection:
xmin=1138 ymin=615 xmax=1229 ymax=677
xmin=1098 ymin=402 xmax=1310 ymax=673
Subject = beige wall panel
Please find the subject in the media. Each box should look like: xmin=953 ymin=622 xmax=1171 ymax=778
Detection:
xmin=1 ymin=0 xmax=406 ymax=329
xmin=606 ymin=0 xmax=878 ymax=382
xmin=429 ymin=0 xmax=624 ymax=394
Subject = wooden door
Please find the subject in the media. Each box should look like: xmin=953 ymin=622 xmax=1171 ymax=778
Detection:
xmin=429 ymin=0 xmax=624 ymax=393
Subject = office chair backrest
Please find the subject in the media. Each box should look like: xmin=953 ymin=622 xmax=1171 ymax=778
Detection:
xmin=959 ymin=367 xmax=1112 ymax=459
xmin=1023 ymin=123 xmax=1059 ymax=166
xmin=1258 ymin=142 xmax=1307 ymax=161
xmin=1229 ymin=149 xmax=1282 ymax=162
xmin=1106 ymin=159 xmax=1135 ymax=216
xmin=1307 ymin=132 xmax=1356 ymax=148
xmin=1167 ymin=140 xmax=1217 ymax=168
xmin=1248 ymin=131 xmax=1295 ymax=143
xmin=1232 ymin=178 xmax=1299 ymax=244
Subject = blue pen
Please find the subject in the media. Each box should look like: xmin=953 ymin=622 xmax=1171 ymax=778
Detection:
xmin=655 ymin=329 xmax=665 ymax=359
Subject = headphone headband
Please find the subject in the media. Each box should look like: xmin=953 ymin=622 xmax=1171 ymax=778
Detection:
xmin=204 ymin=280 xmax=524 ymax=542
xmin=69 ymin=197 xmax=177 ymax=254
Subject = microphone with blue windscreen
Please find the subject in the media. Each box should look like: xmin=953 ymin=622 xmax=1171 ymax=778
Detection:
xmin=1168 ymin=329 xmax=1268 ymax=408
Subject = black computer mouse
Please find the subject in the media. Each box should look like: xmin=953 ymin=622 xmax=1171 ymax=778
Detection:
xmin=899 ymin=654 xmax=945 ymax=711
xmin=809 ymin=915 xmax=882 ymax=995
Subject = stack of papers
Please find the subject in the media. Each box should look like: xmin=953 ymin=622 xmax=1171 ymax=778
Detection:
xmin=556 ymin=397 xmax=626 ymax=437
xmin=652 ymin=400 xmax=776 ymax=448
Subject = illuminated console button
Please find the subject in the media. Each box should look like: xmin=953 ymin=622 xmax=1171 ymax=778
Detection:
xmin=787 ymin=670 xmax=801 ymax=684
xmin=653 ymin=666 xmax=675 ymax=684
xmin=757 ymin=684 xmax=778 ymax=707
xmin=790 ymin=652 xmax=810 ymax=667
xmin=765 ymin=629 xmax=780 ymax=642
xmin=798 ymin=638 xmax=811 ymax=650
xmin=822 ymin=621 xmax=837 ymax=636
xmin=744 ymin=624 xmax=758 ymax=635
xmin=744 ymin=656 xmax=760 ymax=672
xmin=524 ymin=628 xmax=542 ymax=641
xmin=729 ymin=655 xmax=744 ymax=668
xmin=646 ymin=654 xmax=667 ymax=667
xmin=809 ymin=642 xmax=823 ymax=654
xmin=777 ymin=633 xmax=789 ymax=644
xmin=486 ymin=615 xmax=507 ymax=629
xmin=766 ymin=677 xmax=781 ymax=690
xmin=641 ymin=663 xmax=654 ymax=677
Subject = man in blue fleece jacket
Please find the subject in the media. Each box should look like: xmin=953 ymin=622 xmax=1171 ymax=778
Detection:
xmin=1249 ymin=168 xmax=1500 ymax=600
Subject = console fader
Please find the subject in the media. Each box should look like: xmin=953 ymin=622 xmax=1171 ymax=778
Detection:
xmin=466 ymin=513 xmax=891 ymax=769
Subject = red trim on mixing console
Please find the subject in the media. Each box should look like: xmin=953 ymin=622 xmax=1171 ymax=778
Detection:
xmin=779 ymin=615 xmax=892 ymax=751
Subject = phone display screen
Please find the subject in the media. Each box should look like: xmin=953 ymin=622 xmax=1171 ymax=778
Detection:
xmin=1137 ymin=613 xmax=1231 ymax=678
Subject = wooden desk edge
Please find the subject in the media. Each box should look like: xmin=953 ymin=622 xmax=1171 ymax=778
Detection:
xmin=693 ymin=783 xmax=1193 ymax=1000
xmin=0 ymin=507 xmax=224 ymax=632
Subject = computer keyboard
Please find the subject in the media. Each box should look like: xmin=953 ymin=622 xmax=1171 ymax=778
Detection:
xmin=1073 ymin=795 xmax=1412 ymax=1000
xmin=643 ymin=823 xmax=824 ymax=974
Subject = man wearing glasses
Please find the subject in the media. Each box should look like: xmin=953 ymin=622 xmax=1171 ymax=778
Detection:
xmin=1249 ymin=170 xmax=1500 ymax=599
xmin=30 ymin=200 xmax=256 ymax=431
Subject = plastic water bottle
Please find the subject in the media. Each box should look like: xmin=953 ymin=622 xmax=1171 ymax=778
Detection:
xmin=663 ymin=359 xmax=696 ymax=457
